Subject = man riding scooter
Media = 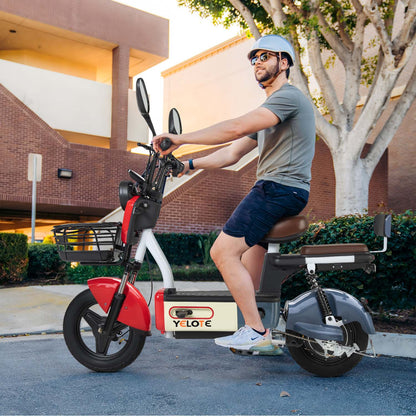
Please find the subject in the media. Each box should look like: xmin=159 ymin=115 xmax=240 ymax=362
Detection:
xmin=153 ymin=35 xmax=316 ymax=353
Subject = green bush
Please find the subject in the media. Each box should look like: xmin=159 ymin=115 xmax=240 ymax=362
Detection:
xmin=24 ymin=212 xmax=416 ymax=311
xmin=66 ymin=264 xmax=125 ymax=284
xmin=0 ymin=233 xmax=28 ymax=284
xmin=27 ymin=243 xmax=67 ymax=281
xmin=280 ymin=211 xmax=416 ymax=310
xmin=65 ymin=262 xmax=221 ymax=284
xmin=154 ymin=233 xmax=213 ymax=265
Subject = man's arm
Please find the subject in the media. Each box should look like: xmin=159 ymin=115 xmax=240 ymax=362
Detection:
xmin=184 ymin=136 xmax=257 ymax=172
xmin=153 ymin=107 xmax=279 ymax=154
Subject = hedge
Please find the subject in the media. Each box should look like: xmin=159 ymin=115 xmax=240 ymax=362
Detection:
xmin=3 ymin=212 xmax=414 ymax=311
xmin=65 ymin=262 xmax=221 ymax=284
xmin=153 ymin=231 xmax=218 ymax=265
xmin=279 ymin=211 xmax=416 ymax=310
xmin=0 ymin=233 xmax=28 ymax=284
xmin=27 ymin=244 xmax=67 ymax=281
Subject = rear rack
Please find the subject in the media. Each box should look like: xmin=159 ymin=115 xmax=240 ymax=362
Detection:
xmin=53 ymin=222 xmax=124 ymax=265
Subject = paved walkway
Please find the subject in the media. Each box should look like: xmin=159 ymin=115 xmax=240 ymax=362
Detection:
xmin=0 ymin=282 xmax=415 ymax=358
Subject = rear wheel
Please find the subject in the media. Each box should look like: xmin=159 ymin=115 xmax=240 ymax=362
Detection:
xmin=63 ymin=289 xmax=146 ymax=372
xmin=287 ymin=322 xmax=368 ymax=377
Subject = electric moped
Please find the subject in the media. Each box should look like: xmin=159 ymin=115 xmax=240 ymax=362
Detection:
xmin=54 ymin=78 xmax=391 ymax=377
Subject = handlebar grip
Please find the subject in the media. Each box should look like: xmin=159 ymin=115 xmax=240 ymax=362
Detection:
xmin=160 ymin=138 xmax=172 ymax=152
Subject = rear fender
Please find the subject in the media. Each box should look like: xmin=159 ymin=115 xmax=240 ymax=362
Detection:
xmin=88 ymin=277 xmax=151 ymax=332
xmin=285 ymin=288 xmax=375 ymax=341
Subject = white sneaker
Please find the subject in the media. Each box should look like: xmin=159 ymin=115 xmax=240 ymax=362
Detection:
xmin=215 ymin=325 xmax=273 ymax=351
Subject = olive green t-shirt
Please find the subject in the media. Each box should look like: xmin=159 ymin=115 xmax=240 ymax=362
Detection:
xmin=250 ymin=83 xmax=315 ymax=191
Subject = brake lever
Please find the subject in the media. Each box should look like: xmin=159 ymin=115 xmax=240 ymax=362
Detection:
xmin=136 ymin=142 xmax=154 ymax=153
xmin=128 ymin=169 xmax=145 ymax=184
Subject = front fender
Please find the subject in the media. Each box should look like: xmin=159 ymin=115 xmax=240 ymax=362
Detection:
xmin=88 ymin=277 xmax=151 ymax=332
xmin=286 ymin=288 xmax=375 ymax=341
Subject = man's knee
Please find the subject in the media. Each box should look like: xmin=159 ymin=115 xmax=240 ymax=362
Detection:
xmin=210 ymin=232 xmax=248 ymax=266
xmin=210 ymin=239 xmax=223 ymax=265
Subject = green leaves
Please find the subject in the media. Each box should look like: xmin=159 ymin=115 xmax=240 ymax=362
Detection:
xmin=281 ymin=211 xmax=416 ymax=310
xmin=0 ymin=233 xmax=28 ymax=283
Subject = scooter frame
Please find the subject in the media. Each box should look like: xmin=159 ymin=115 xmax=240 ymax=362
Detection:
xmin=54 ymin=77 xmax=392 ymax=375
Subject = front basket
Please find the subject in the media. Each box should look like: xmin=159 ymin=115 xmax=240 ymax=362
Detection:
xmin=53 ymin=222 xmax=124 ymax=264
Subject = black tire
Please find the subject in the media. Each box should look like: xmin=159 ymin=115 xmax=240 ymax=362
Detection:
xmin=63 ymin=289 xmax=146 ymax=372
xmin=287 ymin=322 xmax=368 ymax=377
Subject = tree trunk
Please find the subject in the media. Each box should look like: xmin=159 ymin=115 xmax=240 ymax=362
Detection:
xmin=332 ymin=152 xmax=371 ymax=216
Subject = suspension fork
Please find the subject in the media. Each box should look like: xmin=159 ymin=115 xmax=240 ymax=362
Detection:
xmin=305 ymin=263 xmax=343 ymax=328
xmin=96 ymin=262 xmax=142 ymax=354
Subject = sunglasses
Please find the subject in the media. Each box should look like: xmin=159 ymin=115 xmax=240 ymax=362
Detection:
xmin=250 ymin=52 xmax=277 ymax=66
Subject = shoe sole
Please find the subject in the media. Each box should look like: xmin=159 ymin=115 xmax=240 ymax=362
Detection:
xmin=215 ymin=340 xmax=274 ymax=351
xmin=230 ymin=346 xmax=284 ymax=356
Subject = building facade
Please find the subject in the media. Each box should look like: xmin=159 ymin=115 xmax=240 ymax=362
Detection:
xmin=153 ymin=35 xmax=414 ymax=234
xmin=1 ymin=4 xmax=413 ymax=240
xmin=0 ymin=0 xmax=168 ymax=239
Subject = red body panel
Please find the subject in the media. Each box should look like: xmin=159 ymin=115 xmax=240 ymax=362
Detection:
xmin=121 ymin=195 xmax=139 ymax=244
xmin=155 ymin=288 xmax=165 ymax=334
xmin=88 ymin=277 xmax=151 ymax=332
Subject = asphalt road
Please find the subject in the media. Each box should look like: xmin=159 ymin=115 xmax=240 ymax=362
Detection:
xmin=1 ymin=332 xmax=415 ymax=415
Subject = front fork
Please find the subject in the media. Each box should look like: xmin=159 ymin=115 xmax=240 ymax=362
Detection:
xmin=95 ymin=262 xmax=143 ymax=354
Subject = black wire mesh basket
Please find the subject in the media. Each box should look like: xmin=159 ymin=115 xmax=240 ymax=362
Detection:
xmin=53 ymin=222 xmax=124 ymax=264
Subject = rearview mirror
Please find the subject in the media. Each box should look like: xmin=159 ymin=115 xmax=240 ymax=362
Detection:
xmin=136 ymin=78 xmax=149 ymax=115
xmin=168 ymin=108 xmax=182 ymax=135
xmin=135 ymin=78 xmax=156 ymax=137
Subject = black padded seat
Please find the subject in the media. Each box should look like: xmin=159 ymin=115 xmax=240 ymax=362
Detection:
xmin=300 ymin=243 xmax=369 ymax=255
xmin=261 ymin=215 xmax=308 ymax=244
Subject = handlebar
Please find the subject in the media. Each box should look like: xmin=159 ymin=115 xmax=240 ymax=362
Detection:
xmin=160 ymin=138 xmax=172 ymax=152
xmin=128 ymin=142 xmax=184 ymax=204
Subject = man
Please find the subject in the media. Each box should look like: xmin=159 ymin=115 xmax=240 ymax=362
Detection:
xmin=153 ymin=35 xmax=315 ymax=352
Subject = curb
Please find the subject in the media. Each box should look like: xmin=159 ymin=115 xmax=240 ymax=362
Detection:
xmin=369 ymin=332 xmax=416 ymax=359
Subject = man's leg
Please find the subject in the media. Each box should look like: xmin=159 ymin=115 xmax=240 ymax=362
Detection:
xmin=210 ymin=231 xmax=264 ymax=332
xmin=242 ymin=244 xmax=267 ymax=291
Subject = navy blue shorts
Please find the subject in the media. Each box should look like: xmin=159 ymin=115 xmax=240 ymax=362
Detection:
xmin=223 ymin=180 xmax=309 ymax=247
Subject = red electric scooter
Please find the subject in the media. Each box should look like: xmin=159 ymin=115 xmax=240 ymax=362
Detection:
xmin=54 ymin=78 xmax=391 ymax=377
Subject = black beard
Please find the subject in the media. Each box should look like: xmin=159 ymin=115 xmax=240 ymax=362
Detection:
xmin=255 ymin=61 xmax=279 ymax=83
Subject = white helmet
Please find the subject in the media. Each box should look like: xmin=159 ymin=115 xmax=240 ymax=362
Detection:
xmin=248 ymin=35 xmax=295 ymax=66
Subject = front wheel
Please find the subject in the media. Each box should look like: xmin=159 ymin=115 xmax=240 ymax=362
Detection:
xmin=63 ymin=289 xmax=146 ymax=372
xmin=287 ymin=322 xmax=368 ymax=377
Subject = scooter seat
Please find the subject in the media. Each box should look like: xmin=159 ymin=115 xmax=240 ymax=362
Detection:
xmin=261 ymin=215 xmax=309 ymax=243
xmin=300 ymin=243 xmax=369 ymax=255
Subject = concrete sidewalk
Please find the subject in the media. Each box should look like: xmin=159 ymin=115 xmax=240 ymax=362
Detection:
xmin=0 ymin=282 xmax=415 ymax=359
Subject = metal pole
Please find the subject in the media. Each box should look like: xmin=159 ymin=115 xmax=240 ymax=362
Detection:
xmin=31 ymin=156 xmax=37 ymax=243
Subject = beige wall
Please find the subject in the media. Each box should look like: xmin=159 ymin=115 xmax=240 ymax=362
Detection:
xmin=162 ymin=37 xmax=264 ymax=133
xmin=161 ymin=35 xmax=415 ymax=213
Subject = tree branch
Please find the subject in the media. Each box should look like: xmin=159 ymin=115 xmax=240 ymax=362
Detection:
xmin=228 ymin=0 xmax=261 ymax=39
xmin=307 ymin=32 xmax=345 ymax=128
xmin=311 ymin=5 xmax=352 ymax=62
xmin=394 ymin=0 xmax=416 ymax=53
xmin=281 ymin=0 xmax=303 ymax=16
xmin=259 ymin=0 xmax=272 ymax=17
xmin=342 ymin=7 xmax=367 ymax=124
xmin=392 ymin=3 xmax=416 ymax=68
xmin=351 ymin=66 xmax=399 ymax=155
xmin=263 ymin=0 xmax=286 ymax=26
xmin=364 ymin=62 xmax=416 ymax=175
xmin=361 ymin=0 xmax=394 ymax=65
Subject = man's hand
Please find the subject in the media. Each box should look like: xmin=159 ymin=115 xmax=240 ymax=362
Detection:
xmin=177 ymin=160 xmax=191 ymax=177
xmin=152 ymin=133 xmax=180 ymax=155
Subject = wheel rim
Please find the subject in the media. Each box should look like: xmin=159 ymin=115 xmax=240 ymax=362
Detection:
xmin=299 ymin=323 xmax=362 ymax=365
xmin=75 ymin=298 xmax=135 ymax=360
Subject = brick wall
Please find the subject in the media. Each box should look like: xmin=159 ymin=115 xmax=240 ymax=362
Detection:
xmin=1 ymin=83 xmax=388 ymax=231
xmin=0 ymin=84 xmax=146 ymax=217
xmin=155 ymin=139 xmax=388 ymax=233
